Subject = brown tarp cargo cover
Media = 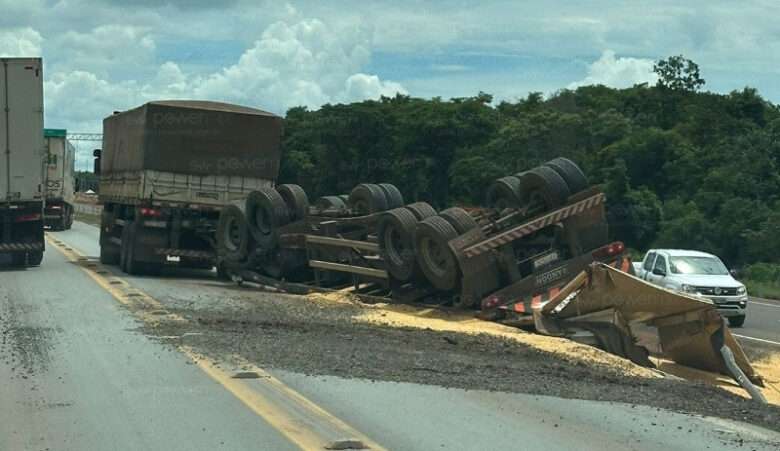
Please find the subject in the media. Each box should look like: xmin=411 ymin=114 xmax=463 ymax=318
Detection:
xmin=101 ymin=100 xmax=282 ymax=179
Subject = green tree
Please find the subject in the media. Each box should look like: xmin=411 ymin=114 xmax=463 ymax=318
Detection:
xmin=654 ymin=55 xmax=705 ymax=92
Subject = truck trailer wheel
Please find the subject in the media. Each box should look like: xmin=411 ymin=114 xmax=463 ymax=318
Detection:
xmin=64 ymin=205 xmax=74 ymax=230
xmin=276 ymin=184 xmax=309 ymax=222
xmin=415 ymin=216 xmax=460 ymax=291
xmin=27 ymin=251 xmax=43 ymax=266
xmin=378 ymin=183 xmax=405 ymax=209
xmin=314 ymin=196 xmax=347 ymax=211
xmin=404 ymin=202 xmax=437 ymax=221
xmin=485 ymin=176 xmax=523 ymax=209
xmin=217 ymin=203 xmax=251 ymax=263
xmin=439 ymin=207 xmax=479 ymax=234
xmin=349 ymin=184 xmax=388 ymax=215
xmin=517 ymin=166 xmax=571 ymax=210
xmin=121 ymin=222 xmax=143 ymax=275
xmin=99 ymin=209 xmax=120 ymax=264
xmin=378 ymin=207 xmax=419 ymax=281
xmin=246 ymin=188 xmax=290 ymax=248
xmin=544 ymin=157 xmax=589 ymax=194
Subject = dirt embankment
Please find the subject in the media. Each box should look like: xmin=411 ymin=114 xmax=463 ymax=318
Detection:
xmin=140 ymin=285 xmax=780 ymax=432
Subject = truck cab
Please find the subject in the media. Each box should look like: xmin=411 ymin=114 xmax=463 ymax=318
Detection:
xmin=637 ymin=249 xmax=747 ymax=327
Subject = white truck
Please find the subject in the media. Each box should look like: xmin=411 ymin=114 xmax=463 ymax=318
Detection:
xmin=96 ymin=100 xmax=282 ymax=275
xmin=0 ymin=57 xmax=45 ymax=266
xmin=43 ymin=128 xmax=75 ymax=230
xmin=636 ymin=249 xmax=747 ymax=327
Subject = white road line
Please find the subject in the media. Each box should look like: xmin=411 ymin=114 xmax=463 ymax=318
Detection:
xmin=733 ymin=334 xmax=780 ymax=346
xmin=750 ymin=301 xmax=780 ymax=308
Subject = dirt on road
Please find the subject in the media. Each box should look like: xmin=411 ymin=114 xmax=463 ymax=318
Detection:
xmin=134 ymin=281 xmax=780 ymax=433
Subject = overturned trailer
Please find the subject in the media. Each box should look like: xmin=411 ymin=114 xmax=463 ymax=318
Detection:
xmin=217 ymin=158 xmax=764 ymax=398
xmin=219 ymin=158 xmax=630 ymax=321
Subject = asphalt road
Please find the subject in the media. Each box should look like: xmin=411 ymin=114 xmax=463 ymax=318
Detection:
xmin=1 ymin=220 xmax=778 ymax=450
xmin=739 ymin=297 xmax=780 ymax=346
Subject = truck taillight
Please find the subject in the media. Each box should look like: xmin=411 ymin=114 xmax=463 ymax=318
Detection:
xmin=14 ymin=213 xmax=41 ymax=222
xmin=592 ymin=241 xmax=625 ymax=259
xmin=482 ymin=295 xmax=501 ymax=310
xmin=140 ymin=207 xmax=162 ymax=217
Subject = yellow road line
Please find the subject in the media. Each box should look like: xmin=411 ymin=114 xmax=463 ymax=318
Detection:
xmin=182 ymin=347 xmax=386 ymax=451
xmin=46 ymin=234 xmax=386 ymax=451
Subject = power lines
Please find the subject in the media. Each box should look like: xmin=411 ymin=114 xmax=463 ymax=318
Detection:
xmin=67 ymin=132 xmax=103 ymax=172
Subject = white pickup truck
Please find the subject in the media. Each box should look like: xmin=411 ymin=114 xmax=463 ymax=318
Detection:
xmin=635 ymin=249 xmax=747 ymax=327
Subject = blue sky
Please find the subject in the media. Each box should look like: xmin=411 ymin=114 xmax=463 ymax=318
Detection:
xmin=2 ymin=1 xmax=780 ymax=168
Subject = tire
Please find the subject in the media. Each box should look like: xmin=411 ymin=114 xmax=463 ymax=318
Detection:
xmin=119 ymin=224 xmax=130 ymax=272
xmin=517 ymin=166 xmax=571 ymax=210
xmin=65 ymin=205 xmax=74 ymax=229
xmin=728 ymin=315 xmax=746 ymax=328
xmin=348 ymin=183 xmax=388 ymax=215
xmin=485 ymin=176 xmax=523 ymax=209
xmin=100 ymin=245 xmax=120 ymax=265
xmin=27 ymin=251 xmax=43 ymax=266
xmin=404 ymin=202 xmax=437 ymax=220
xmin=217 ymin=202 xmax=251 ymax=263
xmin=121 ymin=222 xmax=144 ymax=275
xmin=276 ymin=184 xmax=309 ymax=222
xmin=216 ymin=261 xmax=231 ymax=280
xmin=99 ymin=209 xmax=120 ymax=264
xmin=246 ymin=188 xmax=290 ymax=248
xmin=378 ymin=208 xmax=419 ymax=281
xmin=439 ymin=207 xmax=479 ymax=234
xmin=377 ymin=183 xmax=404 ymax=209
xmin=545 ymin=158 xmax=589 ymax=194
xmin=415 ymin=216 xmax=460 ymax=291
xmin=315 ymin=196 xmax=347 ymax=211
xmin=10 ymin=252 xmax=26 ymax=267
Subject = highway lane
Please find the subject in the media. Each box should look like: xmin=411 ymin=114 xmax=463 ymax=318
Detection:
xmin=0 ymin=241 xmax=298 ymax=451
xmin=739 ymin=297 xmax=780 ymax=346
xmin=2 ymin=220 xmax=776 ymax=450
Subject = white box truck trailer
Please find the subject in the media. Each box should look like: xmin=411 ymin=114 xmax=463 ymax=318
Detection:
xmin=0 ymin=57 xmax=45 ymax=266
xmin=43 ymin=128 xmax=75 ymax=230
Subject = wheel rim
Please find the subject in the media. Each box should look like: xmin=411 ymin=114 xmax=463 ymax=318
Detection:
xmin=421 ymin=236 xmax=449 ymax=277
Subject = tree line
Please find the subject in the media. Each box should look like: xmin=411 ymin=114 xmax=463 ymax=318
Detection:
xmin=280 ymin=56 xmax=780 ymax=268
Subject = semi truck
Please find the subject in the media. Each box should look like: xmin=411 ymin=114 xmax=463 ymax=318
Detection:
xmin=95 ymin=100 xmax=282 ymax=275
xmin=0 ymin=57 xmax=45 ymax=266
xmin=43 ymin=128 xmax=75 ymax=230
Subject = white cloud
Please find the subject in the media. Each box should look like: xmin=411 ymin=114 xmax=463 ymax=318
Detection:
xmin=0 ymin=27 xmax=43 ymax=56
xmin=49 ymin=25 xmax=156 ymax=77
xmin=192 ymin=18 xmax=401 ymax=111
xmin=42 ymin=16 xmax=405 ymax=134
xmin=568 ymin=50 xmax=658 ymax=89
xmin=342 ymin=73 xmax=406 ymax=102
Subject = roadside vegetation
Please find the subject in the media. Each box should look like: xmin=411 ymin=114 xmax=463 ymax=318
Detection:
xmin=280 ymin=55 xmax=780 ymax=274
xmin=742 ymin=263 xmax=780 ymax=299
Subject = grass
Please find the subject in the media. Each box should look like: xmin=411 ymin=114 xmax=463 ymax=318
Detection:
xmin=743 ymin=280 xmax=780 ymax=300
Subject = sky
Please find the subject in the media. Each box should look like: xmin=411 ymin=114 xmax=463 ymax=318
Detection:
xmin=2 ymin=1 xmax=780 ymax=169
